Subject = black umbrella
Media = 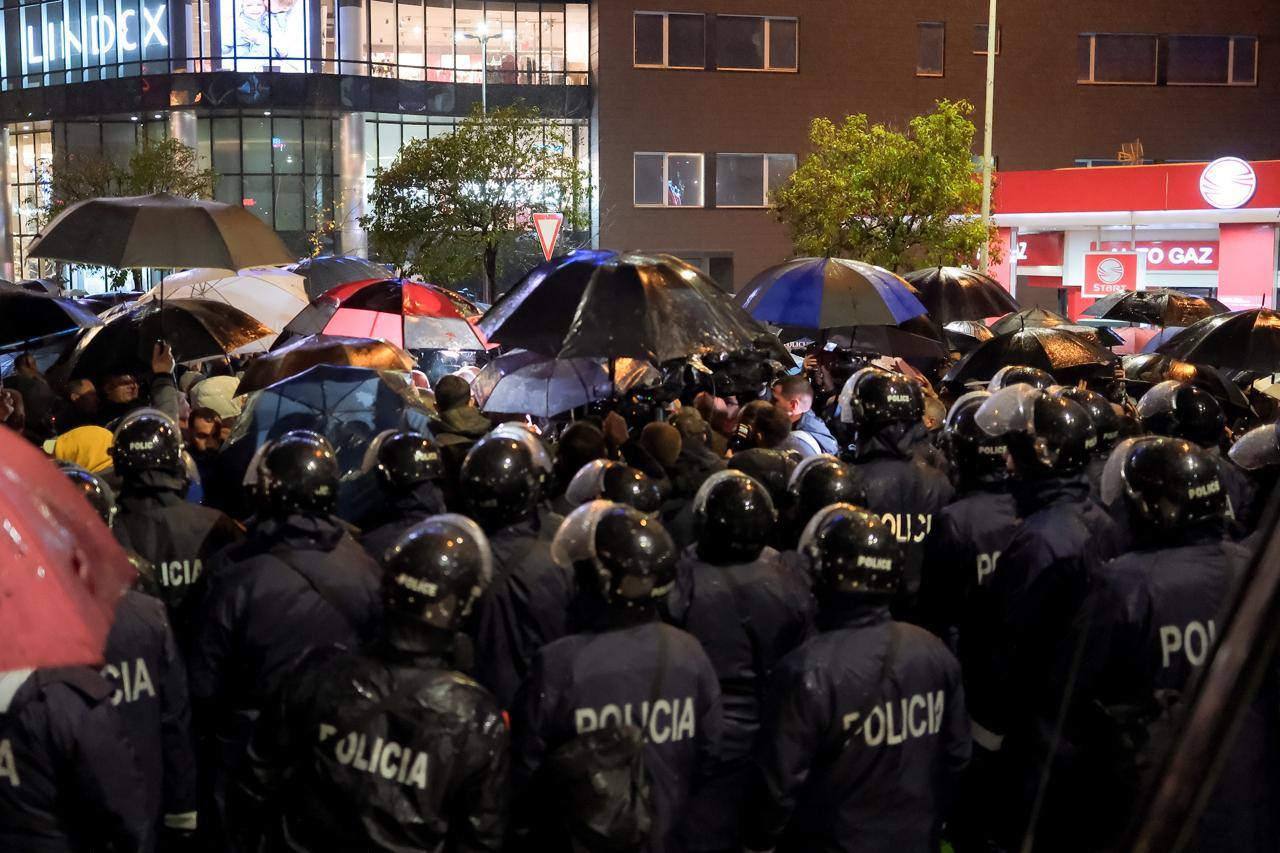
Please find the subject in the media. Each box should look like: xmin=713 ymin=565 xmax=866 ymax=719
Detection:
xmin=1059 ymin=324 xmax=1125 ymax=348
xmin=289 ymin=255 xmax=391 ymax=300
xmin=830 ymin=326 xmax=949 ymax=359
xmin=1083 ymin=288 xmax=1230 ymax=327
xmin=943 ymin=326 xmax=1117 ymax=386
xmin=237 ymin=334 xmax=419 ymax=394
xmin=75 ymin=292 xmax=145 ymax=315
xmin=1155 ymin=309 xmax=1280 ymax=372
xmin=62 ymin=298 xmax=273 ymax=378
xmin=903 ymin=266 xmax=1019 ymax=324
xmin=943 ymin=320 xmax=995 ymax=353
xmin=1121 ymin=354 xmax=1254 ymax=414
xmin=989 ymin=307 xmax=1069 ymax=335
xmin=0 ymin=290 xmax=101 ymax=348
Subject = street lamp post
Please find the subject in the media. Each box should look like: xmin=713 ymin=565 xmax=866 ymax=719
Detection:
xmin=458 ymin=25 xmax=507 ymax=114
xmin=978 ymin=0 xmax=998 ymax=272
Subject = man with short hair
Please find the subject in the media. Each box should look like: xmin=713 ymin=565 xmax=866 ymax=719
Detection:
xmin=772 ymin=375 xmax=839 ymax=457
xmin=57 ymin=377 xmax=100 ymax=431
xmin=188 ymin=408 xmax=224 ymax=454
xmin=736 ymin=399 xmax=793 ymax=451
xmin=6 ymin=353 xmax=57 ymax=439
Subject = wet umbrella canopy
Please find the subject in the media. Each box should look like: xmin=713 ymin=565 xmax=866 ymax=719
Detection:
xmin=237 ymin=334 xmax=419 ymax=394
xmin=944 ymin=326 xmax=1117 ymax=386
xmin=989 ymin=307 xmax=1069 ymax=335
xmin=1155 ymin=309 xmax=1280 ymax=372
xmin=738 ymin=257 xmax=927 ymax=329
xmin=903 ymin=266 xmax=1019 ymax=324
xmin=1083 ymin=288 xmax=1230 ymax=328
xmin=944 ymin=320 xmax=996 ymax=353
xmin=1121 ymin=354 xmax=1254 ymax=414
xmin=472 ymin=351 xmax=657 ymax=417
xmin=140 ymin=267 xmax=310 ymax=354
xmin=289 ymin=255 xmax=391 ymax=300
xmin=0 ymin=289 xmax=101 ymax=348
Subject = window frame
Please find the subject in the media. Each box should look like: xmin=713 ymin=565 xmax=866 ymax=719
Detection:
xmin=633 ymin=151 xmax=706 ymax=208
xmin=1165 ymin=34 xmax=1258 ymax=87
xmin=916 ymin=21 xmax=945 ymax=77
xmin=632 ymin=11 xmax=706 ymax=70
xmin=714 ymin=14 xmax=799 ymax=73
xmin=714 ymin=152 xmax=796 ymax=208
xmin=973 ymin=23 xmax=1000 ymax=55
xmin=1077 ymin=32 xmax=1160 ymax=85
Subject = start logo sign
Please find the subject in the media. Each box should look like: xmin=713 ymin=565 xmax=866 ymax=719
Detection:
xmin=1081 ymin=251 xmax=1141 ymax=298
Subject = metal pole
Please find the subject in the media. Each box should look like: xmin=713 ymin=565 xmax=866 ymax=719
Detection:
xmin=978 ymin=0 xmax=998 ymax=272
xmin=480 ymin=36 xmax=488 ymax=114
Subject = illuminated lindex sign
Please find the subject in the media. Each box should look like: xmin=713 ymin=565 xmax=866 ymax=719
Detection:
xmin=21 ymin=4 xmax=168 ymax=68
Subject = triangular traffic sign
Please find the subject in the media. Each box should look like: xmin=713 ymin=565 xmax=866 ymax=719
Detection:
xmin=533 ymin=212 xmax=564 ymax=262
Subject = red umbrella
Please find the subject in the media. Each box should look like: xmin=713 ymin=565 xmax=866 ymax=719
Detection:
xmin=273 ymin=279 xmax=489 ymax=352
xmin=0 ymin=425 xmax=135 ymax=670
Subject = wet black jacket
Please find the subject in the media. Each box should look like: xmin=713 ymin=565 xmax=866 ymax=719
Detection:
xmin=237 ymin=635 xmax=509 ymax=853
xmin=113 ymin=471 xmax=245 ymax=616
xmin=662 ymin=547 xmax=813 ymax=850
xmin=357 ymin=482 xmax=448 ymax=563
xmin=0 ymin=667 xmax=151 ymax=853
xmin=847 ymin=424 xmax=956 ymax=612
xmin=102 ymin=590 xmax=198 ymax=850
xmin=513 ymin=620 xmax=723 ymax=853
xmin=470 ymin=520 xmax=574 ymax=709
xmin=1215 ymin=450 xmax=1257 ymax=538
xmin=741 ymin=606 xmax=971 ymax=853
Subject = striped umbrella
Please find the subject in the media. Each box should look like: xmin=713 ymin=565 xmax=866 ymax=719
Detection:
xmin=737 ymin=257 xmax=927 ymax=329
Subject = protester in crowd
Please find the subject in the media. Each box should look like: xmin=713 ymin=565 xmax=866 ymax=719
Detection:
xmin=54 ymin=377 xmax=100 ymax=431
xmin=548 ymin=421 xmax=608 ymax=514
xmin=44 ymin=424 xmax=115 ymax=475
xmin=771 ymin=375 xmax=839 ymax=456
xmin=6 ymin=352 xmax=57 ymax=439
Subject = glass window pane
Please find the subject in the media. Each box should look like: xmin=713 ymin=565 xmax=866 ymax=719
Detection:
xmin=516 ymin=2 xmax=540 ymax=82
xmin=304 ymin=118 xmax=333 ymax=175
xmin=634 ymin=153 xmax=663 ymax=205
xmin=668 ymin=14 xmax=704 ymax=69
xmin=485 ymin=1 xmax=516 ymax=81
xmin=973 ymin=24 xmax=999 ymax=54
xmin=426 ymin=0 xmax=455 ymax=79
xmin=1232 ymin=36 xmax=1257 ymax=84
xmin=768 ymin=19 xmax=797 ymax=70
xmin=1077 ymin=34 xmax=1092 ymax=81
xmin=766 ymin=154 xmax=796 ymax=198
xmin=1092 ymin=34 xmax=1157 ymax=83
xmin=378 ymin=122 xmax=401 ymax=171
xmin=242 ymin=116 xmax=272 ymax=172
xmin=717 ymin=16 xmax=764 ymax=70
xmin=102 ymin=122 xmax=136 ymax=168
xmin=1167 ymin=35 xmax=1229 ymax=84
xmin=716 ymin=154 xmax=765 ymax=206
xmin=541 ymin=3 xmax=566 ymax=79
xmin=916 ymin=22 xmax=944 ymax=76
xmin=214 ymin=174 xmax=242 ymax=207
xmin=454 ymin=0 xmax=483 ymax=82
xmin=667 ymin=154 xmax=702 ymax=207
xmin=243 ymin=175 xmax=273 ymax=223
xmin=566 ymin=3 xmax=589 ymax=81
xmin=370 ymin=0 xmax=396 ymax=74
xmin=634 ymin=13 xmax=663 ymax=66
xmin=273 ymin=117 xmax=302 ymax=173
xmin=399 ymin=0 xmax=426 ymax=80
xmin=364 ymin=119 xmax=377 ymax=177
xmin=212 ymin=117 xmax=241 ymax=174
xmin=274 ymin=175 xmax=304 ymax=231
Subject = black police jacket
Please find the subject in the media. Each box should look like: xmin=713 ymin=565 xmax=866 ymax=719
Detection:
xmin=918 ymin=487 xmax=1019 ymax=651
xmin=740 ymin=605 xmax=971 ymax=853
xmin=1214 ymin=449 xmax=1257 ymax=538
xmin=357 ymin=482 xmax=448 ymax=563
xmin=113 ymin=471 xmax=245 ymax=616
xmin=513 ymin=619 xmax=724 ymax=853
xmin=0 ymin=667 xmax=151 ymax=853
xmin=847 ymin=424 xmax=956 ymax=610
xmin=238 ymin=637 xmax=509 ymax=852
xmin=103 ymin=590 xmax=198 ymax=849
xmin=470 ymin=520 xmax=574 ymax=709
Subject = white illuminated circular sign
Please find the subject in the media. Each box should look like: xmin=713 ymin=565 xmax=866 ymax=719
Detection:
xmin=1096 ymin=257 xmax=1125 ymax=284
xmin=1199 ymin=157 xmax=1257 ymax=209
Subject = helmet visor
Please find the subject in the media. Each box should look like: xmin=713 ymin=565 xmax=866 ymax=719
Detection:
xmin=787 ymin=453 xmax=843 ymax=492
xmin=360 ymin=429 xmax=401 ymax=475
xmin=427 ymin=513 xmax=495 ymax=589
xmin=565 ymin=459 xmax=612 ymax=508
xmin=1136 ymin=380 xmax=1183 ymax=420
xmin=837 ymin=366 xmax=880 ymax=424
xmin=692 ymin=468 xmax=773 ymax=517
xmin=550 ymin=499 xmax=614 ymax=569
xmin=1229 ymin=422 xmax=1280 ymax=471
xmin=112 ymin=406 xmax=180 ymax=441
xmin=975 ymin=384 xmax=1043 ymax=437
xmin=944 ymin=390 xmax=991 ymax=432
xmin=490 ymin=422 xmax=553 ymax=476
xmin=1099 ymin=436 xmax=1146 ymax=507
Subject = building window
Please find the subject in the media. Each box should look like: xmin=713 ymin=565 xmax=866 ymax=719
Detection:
xmin=715 ymin=15 xmax=798 ymax=72
xmin=7 ymin=123 xmax=53 ymax=280
xmin=1167 ymin=35 xmax=1257 ymax=85
xmin=715 ymin=153 xmax=796 ymax=207
xmin=1077 ymin=33 xmax=1159 ymax=84
xmin=634 ymin=152 xmax=704 ymax=207
xmin=633 ymin=12 xmax=706 ymax=69
xmin=916 ymin=22 xmax=945 ymax=76
xmin=973 ymin=24 xmax=1000 ymax=55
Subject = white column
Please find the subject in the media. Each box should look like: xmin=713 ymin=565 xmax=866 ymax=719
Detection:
xmin=335 ymin=112 xmax=367 ymax=256
xmin=337 ymin=0 xmax=365 ymax=76
xmin=167 ymin=109 xmax=198 ymax=149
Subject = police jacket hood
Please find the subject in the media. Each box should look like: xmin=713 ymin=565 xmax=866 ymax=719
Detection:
xmin=246 ymin=512 xmax=350 ymax=553
xmin=851 ymin=420 xmax=930 ymax=463
xmin=1011 ymin=472 xmax=1092 ymax=518
xmin=357 ymin=482 xmax=448 ymax=562
xmin=119 ymin=468 xmax=189 ymax=499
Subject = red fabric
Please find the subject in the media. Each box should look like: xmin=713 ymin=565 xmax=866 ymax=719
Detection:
xmin=323 ymin=307 xmax=406 ymax=347
xmin=320 ymin=279 xmax=479 ymax=319
xmin=1218 ymin=223 xmax=1276 ymax=310
xmin=0 ymin=425 xmax=136 ymax=669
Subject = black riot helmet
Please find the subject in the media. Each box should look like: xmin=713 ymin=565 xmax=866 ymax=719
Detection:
xmin=552 ymin=501 xmax=677 ymax=612
xmin=988 ymin=365 xmax=1055 ymax=391
xmin=787 ymin=454 xmax=867 ymax=526
xmin=838 ymin=367 xmax=924 ymax=428
xmin=254 ymin=430 xmax=341 ymax=518
xmin=59 ymin=462 xmax=117 ymax=527
xmin=1137 ymin=380 xmax=1226 ymax=448
xmin=800 ymin=503 xmax=902 ymax=600
xmin=728 ymin=447 xmax=798 ymax=511
xmin=975 ymin=385 xmax=1096 ymax=476
xmin=109 ymin=408 xmax=184 ymax=480
xmin=565 ymin=459 xmax=663 ymax=514
xmin=1230 ymin=422 xmax=1280 ymax=472
xmin=460 ymin=435 xmax=540 ymax=531
xmin=693 ymin=470 xmax=777 ymax=565
xmin=363 ymin=430 xmax=443 ymax=494
xmin=381 ymin=514 xmax=493 ymax=632
xmin=1054 ymin=386 xmax=1122 ymax=454
xmin=1102 ymin=436 xmax=1226 ymax=533
xmin=943 ymin=391 xmax=1009 ymax=487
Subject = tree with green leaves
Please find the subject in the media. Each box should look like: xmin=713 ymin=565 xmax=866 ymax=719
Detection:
xmin=362 ymin=104 xmax=590 ymax=302
xmin=773 ymin=99 xmax=996 ymax=272
xmin=48 ymin=136 xmax=216 ymax=216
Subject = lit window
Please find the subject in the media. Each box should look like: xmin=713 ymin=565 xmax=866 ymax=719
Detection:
xmin=716 ymin=15 xmax=798 ymax=71
xmin=917 ymin=22 xmax=945 ymax=76
xmin=634 ymin=12 xmax=706 ymax=69
xmin=1077 ymin=33 xmax=1159 ymax=84
xmin=1167 ymin=34 xmax=1257 ymax=86
xmin=715 ymin=153 xmax=796 ymax=207
xmin=634 ymin=153 xmax=704 ymax=207
xmin=973 ymin=24 xmax=1000 ymax=55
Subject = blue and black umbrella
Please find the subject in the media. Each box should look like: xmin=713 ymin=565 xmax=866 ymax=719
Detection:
xmin=738 ymin=257 xmax=927 ymax=329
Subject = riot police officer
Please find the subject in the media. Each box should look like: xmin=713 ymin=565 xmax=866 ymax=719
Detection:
xmin=783 ymin=454 xmax=866 ymax=551
xmin=564 ymin=458 xmax=664 ymax=513
xmin=837 ymin=368 xmax=954 ymax=613
xmin=988 ymin=364 xmax=1055 ymax=391
xmin=740 ymin=504 xmax=970 ymax=853
xmin=513 ymin=501 xmax=723 ymax=853
xmin=356 ymin=430 xmax=447 ymax=561
xmin=728 ymin=448 xmax=799 ymax=552
xmin=62 ymin=464 xmax=199 ymax=851
xmin=461 ymin=433 xmax=574 ymax=707
xmin=663 ymin=470 xmax=813 ymax=852
xmin=186 ymin=430 xmax=382 ymax=846
xmin=1054 ymin=385 xmax=1121 ymax=499
xmin=237 ymin=515 xmax=509 ymax=852
xmin=1229 ymin=421 xmax=1280 ymax=539
xmin=108 ymin=408 xmax=244 ymax=616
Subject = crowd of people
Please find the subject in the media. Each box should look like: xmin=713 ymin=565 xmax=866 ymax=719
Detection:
xmin=0 ymin=332 xmax=1278 ymax=853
